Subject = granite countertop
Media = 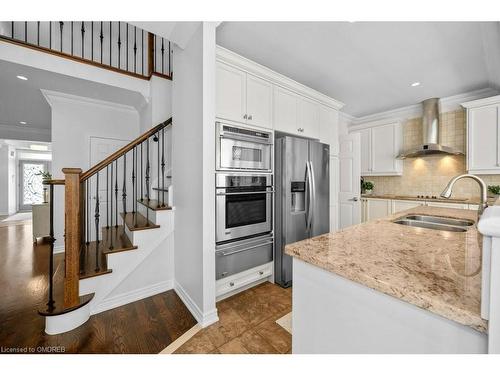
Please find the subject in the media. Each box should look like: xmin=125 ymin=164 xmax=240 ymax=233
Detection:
xmin=285 ymin=205 xmax=487 ymax=333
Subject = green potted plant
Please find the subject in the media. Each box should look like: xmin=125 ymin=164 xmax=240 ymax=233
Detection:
xmin=362 ymin=180 xmax=374 ymax=195
xmin=488 ymin=185 xmax=500 ymax=199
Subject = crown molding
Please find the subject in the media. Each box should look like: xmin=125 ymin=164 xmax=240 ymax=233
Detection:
xmin=461 ymin=94 xmax=500 ymax=108
xmin=0 ymin=123 xmax=50 ymax=136
xmin=345 ymin=87 xmax=499 ymax=127
xmin=41 ymin=89 xmax=138 ymax=113
xmin=216 ymin=45 xmax=345 ymax=110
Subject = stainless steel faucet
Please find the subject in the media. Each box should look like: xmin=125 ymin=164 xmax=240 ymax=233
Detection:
xmin=440 ymin=174 xmax=488 ymax=215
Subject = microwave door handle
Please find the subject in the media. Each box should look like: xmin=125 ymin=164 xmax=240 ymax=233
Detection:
xmin=216 ymin=190 xmax=275 ymax=196
xmin=220 ymin=133 xmax=272 ymax=145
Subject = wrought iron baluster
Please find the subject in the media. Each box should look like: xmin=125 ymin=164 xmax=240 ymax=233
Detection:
xmin=114 ymin=159 xmax=118 ymax=228
xmin=86 ymin=179 xmax=90 ymax=245
xmin=132 ymin=147 xmax=136 ymax=212
xmin=46 ymin=183 xmax=55 ymax=311
xmin=140 ymin=142 xmax=144 ymax=201
xmin=106 ymin=165 xmax=109 ymax=228
xmin=81 ymin=22 xmax=85 ymax=58
xmin=169 ymin=41 xmax=171 ymax=76
xmin=109 ymin=21 xmax=112 ymax=66
xmin=109 ymin=162 xmax=114 ymax=250
xmin=100 ymin=22 xmax=104 ymax=64
xmin=95 ymin=173 xmax=100 ymax=272
xmin=49 ymin=21 xmax=52 ymax=49
xmin=161 ymin=38 xmax=165 ymax=74
xmin=118 ymin=21 xmax=121 ymax=69
xmin=59 ymin=22 xmax=64 ymax=52
xmin=157 ymin=131 xmax=160 ymax=206
xmin=122 ymin=155 xmax=127 ymax=214
xmin=126 ymin=24 xmax=129 ymax=70
xmin=146 ymin=138 xmax=150 ymax=224
xmin=141 ymin=29 xmax=144 ymax=75
xmin=11 ymin=21 xmax=14 ymax=38
xmin=37 ymin=21 xmax=40 ymax=45
xmin=161 ymin=127 xmax=165 ymax=207
xmin=135 ymin=147 xmax=138 ymax=215
xmin=71 ymin=21 xmax=74 ymax=55
xmin=133 ymin=26 xmax=137 ymax=73
xmin=91 ymin=21 xmax=94 ymax=61
xmin=24 ymin=21 xmax=27 ymax=43
xmin=154 ymin=35 xmax=156 ymax=72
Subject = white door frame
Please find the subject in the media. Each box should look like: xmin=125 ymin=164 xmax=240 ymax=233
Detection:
xmin=339 ymin=133 xmax=361 ymax=229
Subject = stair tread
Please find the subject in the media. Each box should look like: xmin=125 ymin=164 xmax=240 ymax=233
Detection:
xmin=137 ymin=198 xmax=172 ymax=211
xmin=38 ymin=293 xmax=95 ymax=316
xmin=101 ymin=226 xmax=138 ymax=254
xmin=120 ymin=211 xmax=160 ymax=231
xmin=79 ymin=241 xmax=113 ymax=279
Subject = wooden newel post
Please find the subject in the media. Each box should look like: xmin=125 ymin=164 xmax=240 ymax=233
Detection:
xmin=63 ymin=168 xmax=83 ymax=308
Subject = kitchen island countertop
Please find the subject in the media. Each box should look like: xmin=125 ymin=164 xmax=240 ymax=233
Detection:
xmin=285 ymin=205 xmax=487 ymax=332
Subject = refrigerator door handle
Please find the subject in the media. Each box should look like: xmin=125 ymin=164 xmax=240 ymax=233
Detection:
xmin=309 ymin=161 xmax=316 ymax=232
xmin=305 ymin=161 xmax=313 ymax=232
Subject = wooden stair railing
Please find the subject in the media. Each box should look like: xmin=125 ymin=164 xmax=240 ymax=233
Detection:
xmin=39 ymin=118 xmax=172 ymax=315
xmin=1 ymin=22 xmax=173 ymax=81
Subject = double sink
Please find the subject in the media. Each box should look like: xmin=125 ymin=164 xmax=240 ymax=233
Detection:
xmin=393 ymin=214 xmax=475 ymax=233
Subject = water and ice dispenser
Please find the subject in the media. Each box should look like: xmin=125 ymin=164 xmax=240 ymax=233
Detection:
xmin=291 ymin=181 xmax=305 ymax=212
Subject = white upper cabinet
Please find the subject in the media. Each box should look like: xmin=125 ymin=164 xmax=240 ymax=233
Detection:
xmin=355 ymin=122 xmax=402 ymax=176
xmin=245 ymin=74 xmax=273 ymax=128
xmin=319 ymin=105 xmax=339 ymax=155
xmin=216 ymin=63 xmax=273 ymax=129
xmin=216 ymin=63 xmax=247 ymax=123
xmin=274 ymin=86 xmax=321 ymax=139
xmin=463 ymin=96 xmax=500 ymax=174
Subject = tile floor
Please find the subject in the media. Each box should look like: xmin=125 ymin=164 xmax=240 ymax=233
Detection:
xmin=174 ymin=282 xmax=292 ymax=354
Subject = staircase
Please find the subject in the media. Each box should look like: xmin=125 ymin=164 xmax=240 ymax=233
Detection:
xmin=39 ymin=118 xmax=174 ymax=335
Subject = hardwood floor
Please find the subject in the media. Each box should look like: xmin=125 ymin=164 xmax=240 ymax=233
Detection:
xmin=174 ymin=282 xmax=292 ymax=354
xmin=0 ymin=218 xmax=196 ymax=354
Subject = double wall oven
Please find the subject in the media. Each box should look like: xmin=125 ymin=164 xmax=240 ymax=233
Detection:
xmin=215 ymin=122 xmax=274 ymax=281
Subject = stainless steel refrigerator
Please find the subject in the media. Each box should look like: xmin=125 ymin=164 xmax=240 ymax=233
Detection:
xmin=275 ymin=136 xmax=330 ymax=288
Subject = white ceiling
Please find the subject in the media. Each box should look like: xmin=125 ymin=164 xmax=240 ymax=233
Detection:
xmin=0 ymin=59 xmax=146 ymax=132
xmin=216 ymin=22 xmax=500 ymax=117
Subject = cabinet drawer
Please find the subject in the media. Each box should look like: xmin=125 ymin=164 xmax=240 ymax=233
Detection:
xmin=216 ymin=262 xmax=273 ymax=297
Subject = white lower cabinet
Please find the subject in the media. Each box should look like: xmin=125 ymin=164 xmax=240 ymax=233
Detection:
xmin=216 ymin=261 xmax=273 ymax=299
xmin=426 ymin=201 xmax=468 ymax=209
xmin=361 ymin=198 xmax=391 ymax=222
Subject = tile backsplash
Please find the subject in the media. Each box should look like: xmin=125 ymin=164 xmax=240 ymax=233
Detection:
xmin=368 ymin=109 xmax=500 ymax=199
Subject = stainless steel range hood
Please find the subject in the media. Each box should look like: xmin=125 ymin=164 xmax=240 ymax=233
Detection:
xmin=397 ymin=98 xmax=464 ymax=159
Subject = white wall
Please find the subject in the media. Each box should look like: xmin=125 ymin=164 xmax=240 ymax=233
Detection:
xmin=8 ymin=146 xmax=16 ymax=214
xmin=46 ymin=92 xmax=140 ymax=250
xmin=172 ymin=22 xmax=218 ymax=326
xmin=0 ymin=145 xmax=17 ymax=215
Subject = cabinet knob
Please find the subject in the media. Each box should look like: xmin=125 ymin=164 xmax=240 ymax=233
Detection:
xmin=243 ymin=114 xmax=247 ymax=119
xmin=259 ymin=271 xmax=264 ymax=275
xmin=248 ymin=115 xmax=253 ymax=120
xmin=297 ymin=128 xmax=304 ymax=133
xmin=229 ymin=282 xmax=235 ymax=287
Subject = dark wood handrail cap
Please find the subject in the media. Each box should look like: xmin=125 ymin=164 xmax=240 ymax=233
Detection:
xmin=62 ymin=168 xmax=83 ymax=174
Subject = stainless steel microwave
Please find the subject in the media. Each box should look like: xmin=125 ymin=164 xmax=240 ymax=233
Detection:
xmin=216 ymin=122 xmax=273 ymax=172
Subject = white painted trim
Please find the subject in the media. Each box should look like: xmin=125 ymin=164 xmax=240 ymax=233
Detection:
xmin=461 ymin=94 xmax=500 ymax=109
xmin=347 ymin=88 xmax=498 ymax=126
xmin=91 ymin=279 xmax=174 ymax=315
xmin=41 ymin=89 xmax=138 ymax=113
xmin=0 ymin=123 xmax=51 ymax=136
xmin=53 ymin=244 xmax=65 ymax=254
xmin=159 ymin=323 xmax=202 ymax=354
xmin=349 ymin=118 xmax=401 ymax=132
xmin=174 ymin=280 xmax=219 ymax=328
xmin=216 ymin=45 xmax=345 ymax=111
xmin=44 ymin=303 xmax=90 ymax=335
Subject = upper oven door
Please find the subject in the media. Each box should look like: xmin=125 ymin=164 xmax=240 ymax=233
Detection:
xmin=216 ymin=122 xmax=272 ymax=172
xmin=216 ymin=174 xmax=273 ymax=243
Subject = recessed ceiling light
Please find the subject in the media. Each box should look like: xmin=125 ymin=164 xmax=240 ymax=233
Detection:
xmin=411 ymin=82 xmax=421 ymax=87
xmin=30 ymin=144 xmax=48 ymax=151
xmin=19 ymin=121 xmax=27 ymax=125
xmin=16 ymin=75 xmax=28 ymax=81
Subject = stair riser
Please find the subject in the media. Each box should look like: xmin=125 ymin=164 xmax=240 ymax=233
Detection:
xmin=44 ymin=303 xmax=91 ymax=335
xmin=124 ymin=210 xmax=173 ymax=245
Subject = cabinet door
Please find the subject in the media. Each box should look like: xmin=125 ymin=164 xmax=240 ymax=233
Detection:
xmin=371 ymin=124 xmax=398 ymax=174
xmin=359 ymin=129 xmax=372 ymax=175
xmin=298 ymin=97 xmax=320 ymax=139
xmin=468 ymin=105 xmax=500 ymax=173
xmin=274 ymin=86 xmax=299 ymax=134
xmin=246 ymin=74 xmax=273 ymax=129
xmin=426 ymin=202 xmax=467 ymax=209
xmin=216 ymin=63 xmax=247 ymax=123
xmin=365 ymin=199 xmax=391 ymax=221
xmin=319 ymin=105 xmax=339 ymax=155
xmin=392 ymin=200 xmax=423 ymax=214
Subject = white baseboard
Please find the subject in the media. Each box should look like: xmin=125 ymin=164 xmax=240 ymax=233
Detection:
xmin=174 ymin=281 xmax=219 ymax=327
xmin=91 ymin=279 xmax=174 ymax=315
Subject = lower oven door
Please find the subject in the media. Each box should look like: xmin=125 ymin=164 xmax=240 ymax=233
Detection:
xmin=215 ymin=235 xmax=274 ymax=280
xmin=216 ymin=189 xmax=273 ymax=243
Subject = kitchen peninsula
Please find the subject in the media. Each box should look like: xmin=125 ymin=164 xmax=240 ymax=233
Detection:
xmin=286 ymin=205 xmax=487 ymax=353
